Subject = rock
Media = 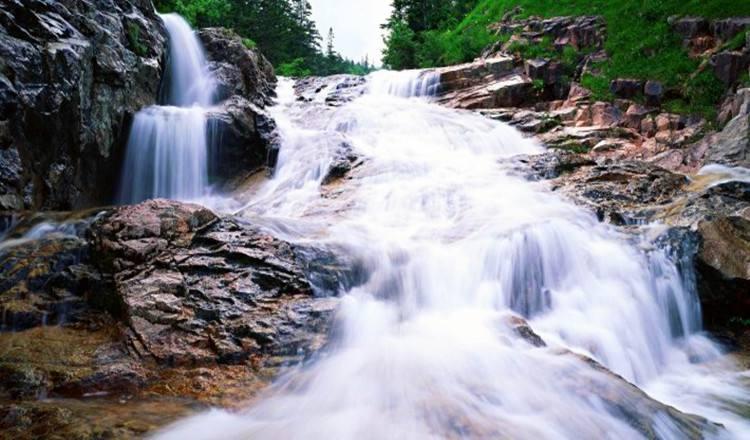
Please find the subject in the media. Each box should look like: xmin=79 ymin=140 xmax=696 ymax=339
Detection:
xmin=712 ymin=51 xmax=750 ymax=86
xmin=643 ymin=80 xmax=664 ymax=107
xmin=706 ymin=101 xmax=750 ymax=168
xmin=672 ymin=17 xmax=710 ymax=39
xmin=436 ymin=56 xmax=515 ymax=94
xmin=322 ymin=141 xmax=363 ymax=185
xmin=294 ymin=75 xmax=367 ymax=105
xmin=590 ymin=102 xmax=623 ymax=127
xmin=89 ymin=200 xmax=339 ymax=367
xmin=609 ymin=79 xmax=644 ymax=99
xmin=660 ymin=182 xmax=750 ymax=328
xmin=198 ymin=27 xmax=276 ymax=107
xmin=565 ymin=82 xmax=592 ymax=105
xmin=524 ymin=58 xmax=561 ymax=85
xmin=624 ymin=104 xmax=653 ymax=130
xmin=592 ymin=139 xmax=629 ymax=153
xmin=206 ymin=97 xmax=277 ymax=185
xmin=489 ymin=15 xmax=605 ymax=51
xmin=0 ymin=0 xmax=167 ymax=210
xmin=711 ymin=17 xmax=750 ymax=42
xmin=438 ymin=74 xmax=533 ymax=109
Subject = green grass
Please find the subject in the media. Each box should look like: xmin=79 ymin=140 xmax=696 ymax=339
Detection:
xmin=426 ymin=0 xmax=750 ymax=119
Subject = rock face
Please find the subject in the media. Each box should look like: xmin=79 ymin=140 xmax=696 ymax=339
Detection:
xmin=0 ymin=0 xmax=167 ymax=210
xmin=706 ymin=88 xmax=750 ymax=168
xmin=198 ymin=27 xmax=275 ymax=107
xmin=198 ymin=27 xmax=278 ymax=184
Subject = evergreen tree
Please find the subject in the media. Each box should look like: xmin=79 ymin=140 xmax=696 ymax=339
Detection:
xmin=326 ymin=27 xmax=335 ymax=59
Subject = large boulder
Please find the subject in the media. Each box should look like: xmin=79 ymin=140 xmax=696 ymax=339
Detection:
xmin=0 ymin=0 xmax=167 ymax=210
xmin=89 ymin=199 xmax=338 ymax=367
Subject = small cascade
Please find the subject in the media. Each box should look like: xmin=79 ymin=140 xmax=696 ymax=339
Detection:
xmin=118 ymin=13 xmax=214 ymax=204
xmin=368 ymin=69 xmax=441 ymax=97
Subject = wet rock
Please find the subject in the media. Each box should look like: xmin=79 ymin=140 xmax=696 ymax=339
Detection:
xmin=198 ymin=27 xmax=276 ymax=107
xmin=90 ymin=200 xmax=338 ymax=367
xmin=206 ymin=97 xmax=277 ymax=185
xmin=294 ymin=75 xmax=367 ymax=105
xmin=511 ymin=150 xmax=595 ymax=180
xmin=438 ymin=74 xmax=532 ymax=109
xmin=0 ymin=0 xmax=167 ymax=210
xmin=321 ymin=141 xmax=364 ymax=185
xmin=663 ymin=181 xmax=750 ymax=327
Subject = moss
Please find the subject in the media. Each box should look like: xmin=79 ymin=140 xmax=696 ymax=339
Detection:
xmin=126 ymin=22 xmax=148 ymax=57
xmin=242 ymin=38 xmax=257 ymax=50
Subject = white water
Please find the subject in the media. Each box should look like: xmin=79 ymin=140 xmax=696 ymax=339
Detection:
xmin=156 ymin=76 xmax=750 ymax=439
xmin=118 ymin=14 xmax=214 ymax=204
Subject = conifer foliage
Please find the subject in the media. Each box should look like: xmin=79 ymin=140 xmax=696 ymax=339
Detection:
xmin=154 ymin=0 xmax=374 ymax=76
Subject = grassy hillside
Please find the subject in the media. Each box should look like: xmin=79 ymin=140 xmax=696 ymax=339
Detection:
xmin=388 ymin=0 xmax=750 ymax=119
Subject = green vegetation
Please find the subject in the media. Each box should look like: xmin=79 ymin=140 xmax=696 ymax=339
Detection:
xmin=383 ymin=0 xmax=750 ymax=118
xmin=126 ymin=22 xmax=148 ymax=57
xmin=153 ymin=0 xmax=374 ymax=76
xmin=241 ymin=38 xmax=256 ymax=50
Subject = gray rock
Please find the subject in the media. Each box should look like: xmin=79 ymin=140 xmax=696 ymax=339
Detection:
xmin=609 ymin=78 xmax=644 ymax=99
xmin=0 ymin=0 xmax=167 ymax=210
xmin=707 ymin=99 xmax=750 ymax=167
xmin=198 ymin=27 xmax=276 ymax=107
xmin=672 ymin=17 xmax=710 ymax=39
xmin=711 ymin=17 xmax=750 ymax=42
xmin=712 ymin=51 xmax=750 ymax=86
xmin=206 ymin=97 xmax=277 ymax=185
xmin=644 ymin=80 xmax=664 ymax=107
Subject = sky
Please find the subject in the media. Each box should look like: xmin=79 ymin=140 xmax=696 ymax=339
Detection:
xmin=308 ymin=0 xmax=393 ymax=66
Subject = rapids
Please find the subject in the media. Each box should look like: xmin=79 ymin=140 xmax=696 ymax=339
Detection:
xmin=154 ymin=73 xmax=750 ymax=439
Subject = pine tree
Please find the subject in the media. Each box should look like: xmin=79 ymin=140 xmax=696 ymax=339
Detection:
xmin=326 ymin=27 xmax=335 ymax=58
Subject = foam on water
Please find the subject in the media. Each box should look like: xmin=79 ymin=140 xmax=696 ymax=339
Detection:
xmin=155 ymin=74 xmax=750 ymax=439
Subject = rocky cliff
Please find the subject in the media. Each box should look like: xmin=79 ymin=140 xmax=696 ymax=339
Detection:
xmin=0 ymin=0 xmax=167 ymax=210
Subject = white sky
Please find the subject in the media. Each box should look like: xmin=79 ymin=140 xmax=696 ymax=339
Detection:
xmin=308 ymin=0 xmax=393 ymax=66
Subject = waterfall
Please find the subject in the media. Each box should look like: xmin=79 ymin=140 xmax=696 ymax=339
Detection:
xmin=156 ymin=73 xmax=750 ymax=438
xmin=117 ymin=14 xmax=214 ymax=204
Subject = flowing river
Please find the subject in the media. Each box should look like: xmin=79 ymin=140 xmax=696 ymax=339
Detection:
xmin=148 ymin=67 xmax=750 ymax=438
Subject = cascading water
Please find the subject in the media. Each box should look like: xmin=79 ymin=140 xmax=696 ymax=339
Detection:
xmin=118 ymin=14 xmax=214 ymax=204
xmin=156 ymin=74 xmax=750 ymax=439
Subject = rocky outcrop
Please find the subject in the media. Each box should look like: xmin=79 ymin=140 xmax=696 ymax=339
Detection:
xmin=0 ymin=200 xmax=348 ymax=437
xmin=0 ymin=0 xmax=167 ymax=210
xmin=90 ymin=199 xmax=337 ymax=367
xmin=198 ymin=27 xmax=275 ymax=107
xmin=197 ymin=27 xmax=278 ymax=183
